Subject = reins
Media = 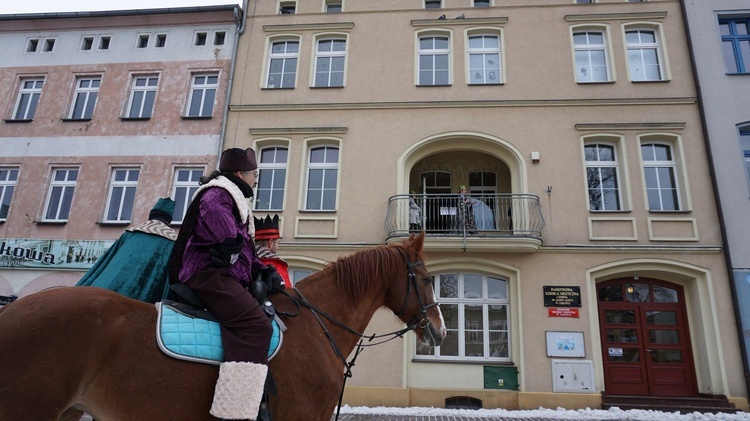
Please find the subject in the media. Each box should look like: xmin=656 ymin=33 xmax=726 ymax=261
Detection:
xmin=274 ymin=248 xmax=438 ymax=421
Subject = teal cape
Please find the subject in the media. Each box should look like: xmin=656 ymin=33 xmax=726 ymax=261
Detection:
xmin=76 ymin=221 xmax=175 ymax=303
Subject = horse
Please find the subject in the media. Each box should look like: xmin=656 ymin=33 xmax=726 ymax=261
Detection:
xmin=0 ymin=232 xmax=444 ymax=421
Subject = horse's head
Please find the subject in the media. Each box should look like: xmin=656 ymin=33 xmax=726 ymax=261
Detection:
xmin=387 ymin=232 xmax=446 ymax=350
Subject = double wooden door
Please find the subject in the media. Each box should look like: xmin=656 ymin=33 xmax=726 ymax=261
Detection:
xmin=598 ymin=278 xmax=697 ymax=396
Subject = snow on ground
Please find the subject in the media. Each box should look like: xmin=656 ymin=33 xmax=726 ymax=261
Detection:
xmin=338 ymin=405 xmax=750 ymax=420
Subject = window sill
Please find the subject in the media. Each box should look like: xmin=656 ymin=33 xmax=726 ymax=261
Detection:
xmin=120 ymin=116 xmax=151 ymax=121
xmin=310 ymin=85 xmax=345 ymax=89
xmin=590 ymin=210 xmax=631 ymax=214
xmin=61 ymin=118 xmax=93 ymax=122
xmin=261 ymin=87 xmax=296 ymax=90
xmin=648 ymin=210 xmax=691 ymax=214
xmin=726 ymin=72 xmax=750 ymax=76
xmin=3 ymin=118 xmax=33 ymax=123
xmin=412 ymin=357 xmax=513 ymax=365
xmin=416 ymin=84 xmax=452 ymax=87
xmin=34 ymin=220 xmax=67 ymax=225
xmin=180 ymin=115 xmax=212 ymax=120
xmin=298 ymin=209 xmax=337 ymax=213
xmin=631 ymin=79 xmax=670 ymax=83
xmin=96 ymin=221 xmax=130 ymax=226
xmin=576 ymin=80 xmax=615 ymax=85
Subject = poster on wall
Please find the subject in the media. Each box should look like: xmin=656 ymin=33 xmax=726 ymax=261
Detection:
xmin=0 ymin=238 xmax=114 ymax=270
xmin=546 ymin=331 xmax=585 ymax=358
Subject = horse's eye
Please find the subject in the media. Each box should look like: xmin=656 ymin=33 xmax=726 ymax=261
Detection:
xmin=424 ymin=276 xmax=434 ymax=285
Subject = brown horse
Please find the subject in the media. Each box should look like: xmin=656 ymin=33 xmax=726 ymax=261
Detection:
xmin=0 ymin=233 xmax=444 ymax=421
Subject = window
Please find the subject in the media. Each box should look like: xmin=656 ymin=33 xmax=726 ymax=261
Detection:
xmin=625 ymin=28 xmax=664 ymax=81
xmin=214 ymin=31 xmax=226 ymax=46
xmin=576 ymin=0 xmax=593 ymax=3
xmin=156 ymin=34 xmax=167 ymax=48
xmin=418 ymin=34 xmax=450 ymax=86
xmin=195 ymin=32 xmax=207 ymax=46
xmin=325 ymin=1 xmax=342 ymax=13
xmin=417 ymin=273 xmax=510 ymax=360
xmin=314 ymin=38 xmax=346 ymax=87
xmin=12 ymin=78 xmax=44 ymax=120
xmin=256 ymin=146 xmax=288 ymax=211
xmin=474 ymin=0 xmax=491 ymax=6
xmin=279 ymin=1 xmax=296 ymax=14
xmin=69 ymin=77 xmax=101 ymax=120
xmin=99 ymin=36 xmax=111 ymax=50
xmin=43 ymin=39 xmax=55 ymax=52
xmin=126 ymin=75 xmax=159 ymax=119
xmin=104 ymin=168 xmax=140 ymax=223
xmin=468 ymin=34 xmax=502 ymax=85
xmin=740 ymin=126 xmax=750 ymax=189
xmin=172 ymin=168 xmax=203 ymax=224
xmin=43 ymin=168 xmax=78 ymax=222
xmin=266 ymin=40 xmax=299 ymax=89
xmin=585 ymin=144 xmax=621 ymax=211
xmin=641 ymin=143 xmax=679 ymax=211
xmin=573 ymin=30 xmax=611 ymax=82
xmin=305 ymin=146 xmax=339 ymax=211
xmin=26 ymin=38 xmax=39 ymax=52
xmin=719 ymin=17 xmax=750 ymax=74
xmin=0 ymin=168 xmax=19 ymax=221
xmin=81 ymin=36 xmax=94 ymax=51
xmin=186 ymin=73 xmax=218 ymax=117
xmin=137 ymin=34 xmax=149 ymax=48
xmin=291 ymin=269 xmax=313 ymax=285
xmin=425 ymin=0 xmax=442 ymax=8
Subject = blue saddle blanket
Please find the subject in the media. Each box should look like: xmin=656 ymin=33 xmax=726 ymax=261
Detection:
xmin=155 ymin=301 xmax=283 ymax=365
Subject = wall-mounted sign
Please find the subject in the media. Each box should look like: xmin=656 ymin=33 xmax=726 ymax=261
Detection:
xmin=0 ymin=238 xmax=114 ymax=270
xmin=546 ymin=331 xmax=585 ymax=358
xmin=548 ymin=308 xmax=579 ymax=318
xmin=544 ymin=286 xmax=582 ymax=307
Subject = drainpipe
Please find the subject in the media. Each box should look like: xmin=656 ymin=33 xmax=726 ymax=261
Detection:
xmin=679 ymin=0 xmax=750 ymax=397
xmin=217 ymin=0 xmax=250 ymax=170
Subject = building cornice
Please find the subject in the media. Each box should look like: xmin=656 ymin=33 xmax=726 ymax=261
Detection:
xmin=411 ymin=17 xmax=508 ymax=27
xmin=263 ymin=22 xmax=354 ymax=32
xmin=576 ymin=122 xmax=686 ymax=131
xmin=564 ymin=11 xmax=667 ymax=22
xmin=249 ymin=127 xmax=348 ymax=135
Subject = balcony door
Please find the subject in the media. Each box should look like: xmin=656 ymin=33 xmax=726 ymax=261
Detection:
xmin=598 ymin=279 xmax=697 ymax=397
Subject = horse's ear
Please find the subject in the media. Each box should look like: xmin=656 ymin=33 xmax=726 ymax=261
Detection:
xmin=407 ymin=231 xmax=425 ymax=253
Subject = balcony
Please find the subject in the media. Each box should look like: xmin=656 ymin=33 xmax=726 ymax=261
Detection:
xmin=385 ymin=193 xmax=545 ymax=252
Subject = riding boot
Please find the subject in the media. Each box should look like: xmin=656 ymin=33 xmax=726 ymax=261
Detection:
xmin=210 ymin=361 xmax=268 ymax=420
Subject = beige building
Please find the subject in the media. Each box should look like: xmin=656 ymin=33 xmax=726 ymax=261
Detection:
xmin=0 ymin=6 xmax=240 ymax=298
xmin=226 ymin=0 xmax=747 ymax=412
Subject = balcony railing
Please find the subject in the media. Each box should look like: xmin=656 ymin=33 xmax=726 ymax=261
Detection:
xmin=385 ymin=193 xmax=545 ymax=241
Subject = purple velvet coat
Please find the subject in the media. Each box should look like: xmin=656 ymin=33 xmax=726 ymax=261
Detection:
xmin=178 ymin=186 xmax=264 ymax=287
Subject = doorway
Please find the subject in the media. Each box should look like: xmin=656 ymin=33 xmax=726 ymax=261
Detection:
xmin=597 ymin=278 xmax=697 ymax=396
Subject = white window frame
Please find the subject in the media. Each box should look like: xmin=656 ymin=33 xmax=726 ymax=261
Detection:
xmin=584 ymin=142 xmax=623 ymax=211
xmin=43 ymin=167 xmax=79 ymax=222
xmin=126 ymin=75 xmax=159 ymax=119
xmin=416 ymin=272 xmax=511 ymax=362
xmin=417 ymin=31 xmax=452 ymax=86
xmin=12 ymin=78 xmax=44 ymax=120
xmin=266 ymin=38 xmax=300 ymax=89
xmin=69 ymin=76 xmax=101 ymax=120
xmin=572 ymin=27 xmax=612 ymax=83
xmin=424 ymin=0 xmax=442 ymax=9
xmin=104 ymin=168 xmax=140 ymax=223
xmin=0 ymin=168 xmax=19 ymax=221
xmin=171 ymin=167 xmax=204 ymax=225
xmin=473 ymin=0 xmax=493 ymax=6
xmin=324 ymin=0 xmax=343 ymax=13
xmin=255 ymin=145 xmax=289 ymax=211
xmin=624 ymin=24 xmax=667 ymax=82
xmin=739 ymin=125 xmax=750 ymax=193
xmin=313 ymin=36 xmax=347 ymax=88
xmin=466 ymin=30 xmax=503 ymax=85
xmin=279 ymin=0 xmax=296 ymax=14
xmin=304 ymin=143 xmax=340 ymax=211
xmin=186 ymin=72 xmax=218 ymax=117
xmin=640 ymin=139 xmax=683 ymax=211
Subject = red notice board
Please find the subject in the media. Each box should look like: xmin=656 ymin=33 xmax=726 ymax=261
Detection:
xmin=548 ymin=308 xmax=579 ymax=318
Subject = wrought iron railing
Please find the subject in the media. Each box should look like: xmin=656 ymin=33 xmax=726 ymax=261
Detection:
xmin=385 ymin=193 xmax=545 ymax=240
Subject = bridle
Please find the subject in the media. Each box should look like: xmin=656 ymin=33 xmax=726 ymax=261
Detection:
xmin=275 ymin=248 xmax=440 ymax=420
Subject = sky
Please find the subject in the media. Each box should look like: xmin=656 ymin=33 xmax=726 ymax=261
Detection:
xmin=0 ymin=0 xmax=243 ymax=15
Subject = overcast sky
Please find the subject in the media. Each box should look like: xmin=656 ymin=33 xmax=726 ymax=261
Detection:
xmin=0 ymin=0 xmax=242 ymax=15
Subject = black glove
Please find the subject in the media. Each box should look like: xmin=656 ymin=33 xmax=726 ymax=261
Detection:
xmin=260 ymin=265 xmax=285 ymax=293
xmin=209 ymin=234 xmax=243 ymax=267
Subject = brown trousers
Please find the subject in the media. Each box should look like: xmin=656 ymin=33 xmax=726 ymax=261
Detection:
xmin=186 ymin=266 xmax=272 ymax=363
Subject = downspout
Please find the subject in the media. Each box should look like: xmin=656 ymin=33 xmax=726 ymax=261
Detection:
xmin=217 ymin=0 xmax=250 ymax=170
xmin=679 ymin=0 xmax=750 ymax=397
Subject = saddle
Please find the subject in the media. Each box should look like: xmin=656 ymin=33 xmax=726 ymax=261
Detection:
xmin=155 ymin=284 xmax=285 ymax=365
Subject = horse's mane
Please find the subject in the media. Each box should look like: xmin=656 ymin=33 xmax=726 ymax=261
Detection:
xmin=308 ymin=243 xmax=417 ymax=300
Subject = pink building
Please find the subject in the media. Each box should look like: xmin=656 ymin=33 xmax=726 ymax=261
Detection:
xmin=0 ymin=5 xmax=241 ymax=299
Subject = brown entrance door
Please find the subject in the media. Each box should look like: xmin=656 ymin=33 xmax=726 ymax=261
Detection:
xmin=598 ymin=278 xmax=697 ymax=396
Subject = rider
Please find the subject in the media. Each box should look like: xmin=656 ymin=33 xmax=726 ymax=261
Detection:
xmin=169 ymin=147 xmax=283 ymax=420
xmin=253 ymin=214 xmax=292 ymax=288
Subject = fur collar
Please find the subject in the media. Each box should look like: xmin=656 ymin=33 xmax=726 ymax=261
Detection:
xmin=192 ymin=176 xmax=255 ymax=235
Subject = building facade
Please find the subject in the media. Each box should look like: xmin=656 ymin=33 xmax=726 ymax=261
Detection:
xmin=226 ymin=0 xmax=748 ymax=411
xmin=681 ymin=0 xmax=750 ymax=399
xmin=0 ymin=6 xmax=240 ymax=298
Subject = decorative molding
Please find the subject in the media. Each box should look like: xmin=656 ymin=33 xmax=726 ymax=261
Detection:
xmin=565 ymin=11 xmax=667 ymax=22
xmin=294 ymin=216 xmax=338 ymax=239
xmin=263 ymin=22 xmax=354 ymax=32
xmin=249 ymin=127 xmax=348 ymax=136
xmin=411 ymin=17 xmax=508 ymax=27
xmin=588 ymin=217 xmax=638 ymax=241
xmin=576 ymin=122 xmax=686 ymax=131
xmin=647 ymin=217 xmax=699 ymax=242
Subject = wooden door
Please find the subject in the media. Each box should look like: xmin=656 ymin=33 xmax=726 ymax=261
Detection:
xmin=598 ymin=279 xmax=697 ymax=396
